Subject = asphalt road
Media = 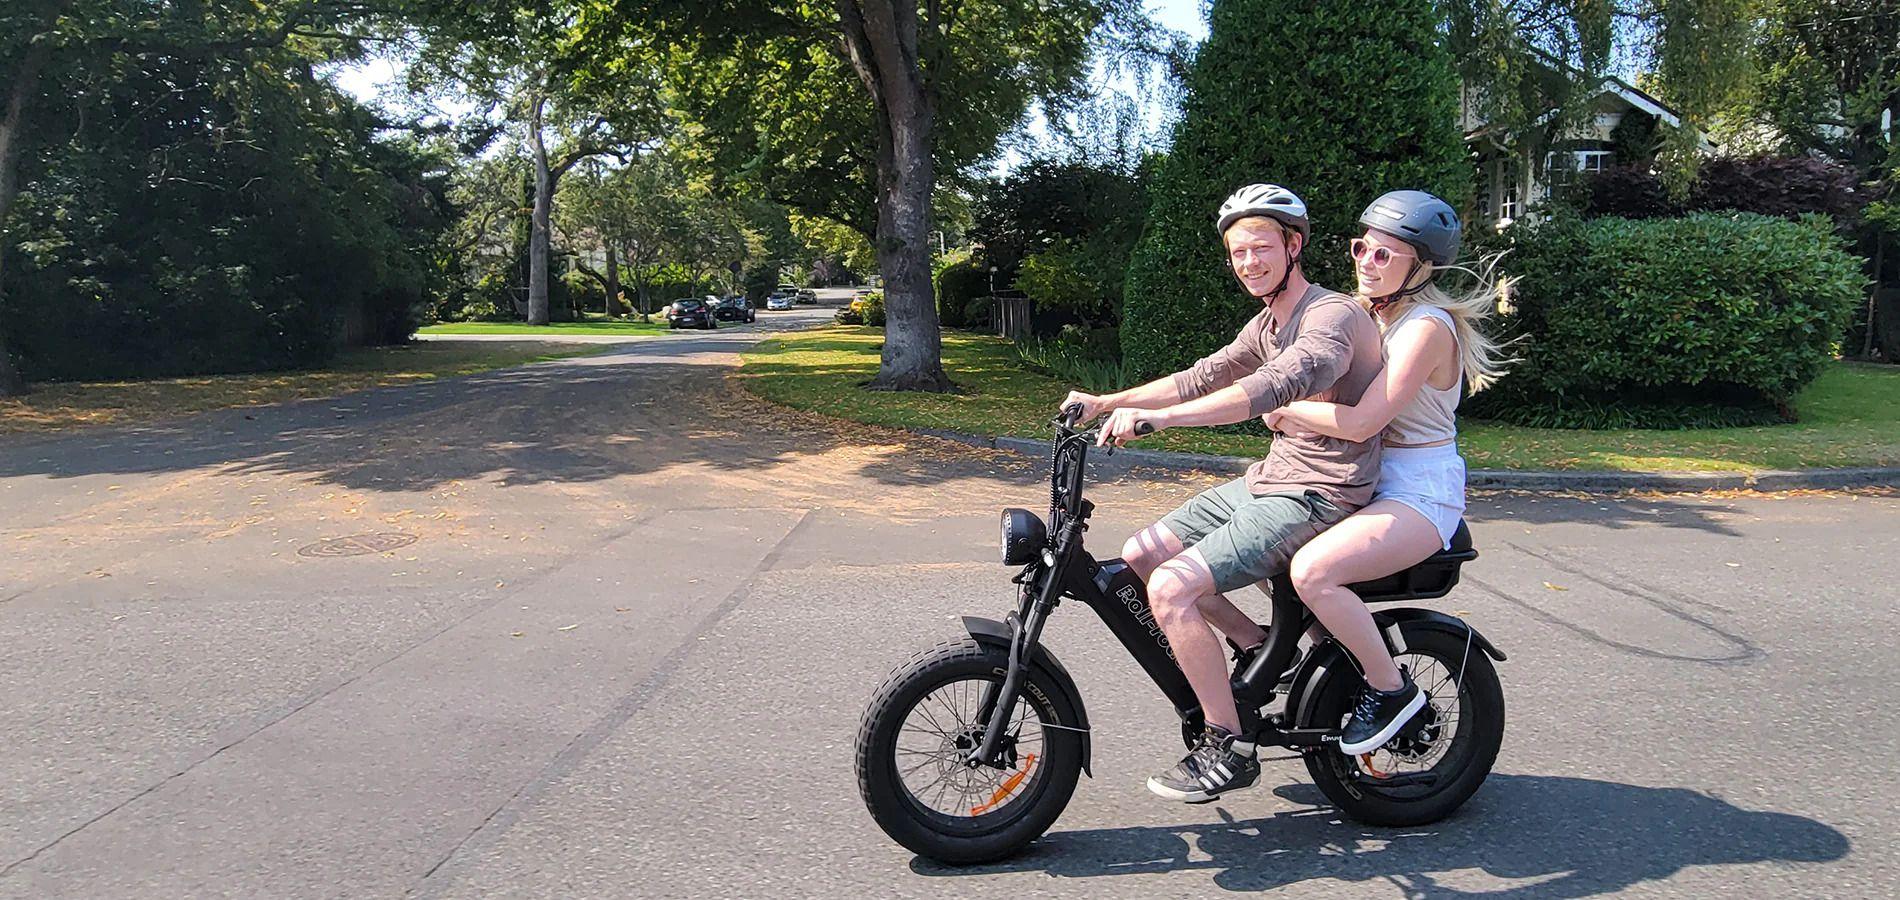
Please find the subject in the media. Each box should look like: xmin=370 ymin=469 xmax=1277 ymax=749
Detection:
xmin=1 ymin=304 xmax=1894 ymax=898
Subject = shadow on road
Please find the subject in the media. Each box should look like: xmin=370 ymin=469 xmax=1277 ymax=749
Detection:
xmin=910 ymin=775 xmax=1848 ymax=897
xmin=0 ymin=355 xmax=1036 ymax=497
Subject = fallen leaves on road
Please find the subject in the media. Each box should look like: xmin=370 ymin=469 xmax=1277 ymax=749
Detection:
xmin=557 ymin=623 xmax=579 ymax=632
xmin=1543 ymin=581 xmax=1568 ymax=591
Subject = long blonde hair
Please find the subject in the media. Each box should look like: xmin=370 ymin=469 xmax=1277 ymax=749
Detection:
xmin=1363 ymin=253 xmax=1516 ymax=394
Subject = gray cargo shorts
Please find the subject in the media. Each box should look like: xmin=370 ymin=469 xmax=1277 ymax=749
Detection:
xmin=1157 ymin=477 xmax=1350 ymax=594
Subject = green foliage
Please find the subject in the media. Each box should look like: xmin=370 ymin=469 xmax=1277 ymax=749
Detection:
xmin=860 ymin=290 xmax=886 ymax=327
xmin=1121 ymin=0 xmax=1468 ymax=378
xmin=742 ymin=264 xmax=780 ymax=303
xmin=970 ymin=156 xmax=1147 ymax=331
xmin=1752 ymin=0 xmax=1898 ymax=176
xmin=1471 ymin=212 xmax=1867 ymax=427
xmin=1018 ymin=241 xmax=1125 ymax=327
xmin=935 ymin=255 xmax=988 ymax=328
xmin=3 ymin=46 xmax=448 ymax=382
xmin=576 ymin=2 xmax=1120 ymax=238
xmin=970 ymin=158 xmax=1148 ymax=284
xmin=562 ymin=269 xmax=606 ymax=314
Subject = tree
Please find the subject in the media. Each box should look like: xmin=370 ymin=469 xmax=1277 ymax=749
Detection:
xmin=1443 ymin=0 xmax=1756 ymax=191
xmin=0 ymin=0 xmax=395 ymax=396
xmin=406 ymin=2 xmax=662 ymax=325
xmin=1747 ymin=0 xmax=1898 ymax=358
xmin=1 ymin=0 xmax=454 ymax=391
xmin=575 ymin=1 xmax=1153 ymax=391
xmin=1120 ymin=0 xmax=1469 ymax=378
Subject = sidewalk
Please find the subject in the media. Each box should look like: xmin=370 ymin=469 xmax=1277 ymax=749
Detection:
xmin=917 ymin=428 xmax=1900 ymax=494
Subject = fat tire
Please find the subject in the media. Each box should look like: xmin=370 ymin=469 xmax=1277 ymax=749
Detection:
xmin=855 ymin=638 xmax=1084 ymax=864
xmin=1301 ymin=627 xmax=1504 ymax=826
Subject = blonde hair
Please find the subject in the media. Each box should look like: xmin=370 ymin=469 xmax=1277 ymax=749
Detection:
xmin=1364 ymin=253 xmax=1516 ymax=394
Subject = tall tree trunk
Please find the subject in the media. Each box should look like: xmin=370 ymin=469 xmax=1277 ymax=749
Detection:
xmin=604 ymin=243 xmax=624 ymax=315
xmin=527 ymin=92 xmax=552 ymax=326
xmin=629 ymin=247 xmax=651 ymax=322
xmin=1864 ymin=235 xmax=1884 ymax=360
xmin=839 ymin=0 xmax=951 ymax=392
xmin=0 ymin=41 xmax=50 ymax=397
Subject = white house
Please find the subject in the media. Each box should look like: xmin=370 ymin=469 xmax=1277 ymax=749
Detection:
xmin=1463 ymin=76 xmax=1715 ymax=226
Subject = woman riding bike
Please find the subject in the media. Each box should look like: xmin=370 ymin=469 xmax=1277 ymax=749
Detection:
xmin=1264 ymin=190 xmax=1511 ymax=757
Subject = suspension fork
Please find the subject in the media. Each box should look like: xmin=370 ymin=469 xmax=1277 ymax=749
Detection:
xmin=967 ymin=515 xmax=1082 ymax=768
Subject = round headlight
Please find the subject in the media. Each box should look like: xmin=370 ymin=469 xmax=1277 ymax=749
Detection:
xmin=1000 ymin=508 xmax=1048 ymax=566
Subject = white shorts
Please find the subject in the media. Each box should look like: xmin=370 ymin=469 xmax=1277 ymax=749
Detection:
xmin=1374 ymin=443 xmax=1467 ymax=549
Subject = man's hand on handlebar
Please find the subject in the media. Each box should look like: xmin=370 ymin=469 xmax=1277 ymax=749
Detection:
xmin=1097 ymin=408 xmax=1162 ymax=447
xmin=1059 ymin=391 xmax=1109 ymax=425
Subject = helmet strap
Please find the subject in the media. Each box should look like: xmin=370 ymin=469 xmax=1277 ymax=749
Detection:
xmin=1262 ymin=238 xmax=1304 ymax=333
xmin=1369 ymin=259 xmax=1431 ymax=312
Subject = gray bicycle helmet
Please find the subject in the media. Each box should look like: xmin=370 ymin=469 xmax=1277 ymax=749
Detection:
xmin=1359 ymin=190 xmax=1460 ymax=265
xmin=1216 ymin=183 xmax=1310 ymax=238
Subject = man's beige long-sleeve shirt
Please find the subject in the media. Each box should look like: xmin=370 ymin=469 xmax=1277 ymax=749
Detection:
xmin=1170 ymin=284 xmax=1385 ymax=510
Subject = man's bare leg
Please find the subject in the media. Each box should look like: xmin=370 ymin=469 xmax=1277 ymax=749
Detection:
xmin=1122 ymin=525 xmax=1267 ymax=649
xmin=1145 ymin=548 xmax=1241 ymax=733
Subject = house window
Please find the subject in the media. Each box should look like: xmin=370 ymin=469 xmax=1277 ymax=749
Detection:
xmin=1543 ymin=149 xmax=1615 ymax=183
xmin=1499 ymin=165 xmax=1521 ymax=221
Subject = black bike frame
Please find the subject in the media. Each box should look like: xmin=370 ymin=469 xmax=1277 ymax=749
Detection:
xmin=967 ymin=415 xmax=1334 ymax=768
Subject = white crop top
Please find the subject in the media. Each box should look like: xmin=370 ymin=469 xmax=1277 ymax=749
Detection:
xmin=1382 ymin=304 xmax=1461 ymax=446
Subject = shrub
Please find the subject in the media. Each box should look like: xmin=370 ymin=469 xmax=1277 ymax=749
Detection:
xmin=562 ymin=270 xmax=605 ymax=315
xmin=1471 ymin=212 xmax=1866 ymax=426
xmin=834 ymin=308 xmax=865 ymax=325
xmin=936 ymin=256 xmax=987 ymax=328
xmin=1579 ymin=154 xmax=1862 ymax=222
xmin=1013 ymin=325 xmax=1130 ymax=392
xmin=859 ymin=290 xmax=886 ymax=327
xmin=1121 ymin=0 xmax=1469 ymax=379
xmin=1018 ymin=241 xmax=1122 ymax=327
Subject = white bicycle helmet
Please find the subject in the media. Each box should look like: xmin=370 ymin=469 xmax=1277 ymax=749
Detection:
xmin=1215 ymin=183 xmax=1310 ymax=238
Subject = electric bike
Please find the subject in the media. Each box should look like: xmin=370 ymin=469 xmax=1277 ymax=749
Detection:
xmin=854 ymin=407 xmax=1506 ymax=864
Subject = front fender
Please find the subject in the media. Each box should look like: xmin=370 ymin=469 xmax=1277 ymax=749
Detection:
xmin=962 ymin=616 xmax=1093 ymax=777
xmin=1285 ymin=608 xmax=1504 ymax=730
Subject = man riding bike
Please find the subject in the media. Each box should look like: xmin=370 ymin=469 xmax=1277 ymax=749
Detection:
xmin=1063 ymin=183 xmax=1384 ymax=803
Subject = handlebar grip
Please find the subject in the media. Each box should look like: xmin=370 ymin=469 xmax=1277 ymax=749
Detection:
xmin=1134 ymin=421 xmax=1155 ymax=436
xmin=1061 ymin=402 xmax=1085 ymax=424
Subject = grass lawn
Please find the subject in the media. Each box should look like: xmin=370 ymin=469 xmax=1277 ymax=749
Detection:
xmin=738 ymin=326 xmax=1900 ymax=473
xmin=418 ymin=314 xmax=668 ymax=337
xmin=0 ymin=341 xmax=605 ymax=436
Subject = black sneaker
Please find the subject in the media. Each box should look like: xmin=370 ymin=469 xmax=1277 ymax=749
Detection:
xmin=1338 ymin=668 xmax=1429 ymax=756
xmin=1146 ymin=725 xmax=1260 ymax=803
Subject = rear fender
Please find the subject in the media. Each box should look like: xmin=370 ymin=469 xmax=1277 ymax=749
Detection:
xmin=962 ymin=615 xmax=1093 ymax=777
xmin=1285 ymin=609 xmax=1504 ymax=730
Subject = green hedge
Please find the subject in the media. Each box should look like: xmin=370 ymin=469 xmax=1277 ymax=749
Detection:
xmin=1121 ymin=0 xmax=1468 ymax=379
xmin=1472 ymin=212 xmax=1866 ymax=426
xmin=936 ymin=257 xmax=987 ymax=328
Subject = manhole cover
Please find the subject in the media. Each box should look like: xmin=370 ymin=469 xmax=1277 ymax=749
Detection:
xmin=298 ymin=532 xmax=419 ymax=558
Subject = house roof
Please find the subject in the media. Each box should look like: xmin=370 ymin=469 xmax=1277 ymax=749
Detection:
xmin=1463 ymin=77 xmax=1717 ymax=152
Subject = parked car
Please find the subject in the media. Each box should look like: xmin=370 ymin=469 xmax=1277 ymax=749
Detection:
xmin=713 ymin=296 xmax=756 ymax=323
xmin=667 ymin=297 xmax=717 ymax=330
xmin=796 ymin=289 xmax=817 ymax=304
xmin=766 ymin=294 xmax=795 ymax=311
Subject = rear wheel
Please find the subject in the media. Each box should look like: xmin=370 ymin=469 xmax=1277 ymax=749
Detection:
xmin=1301 ymin=627 xmax=1503 ymax=826
xmin=856 ymin=638 xmax=1084 ymax=864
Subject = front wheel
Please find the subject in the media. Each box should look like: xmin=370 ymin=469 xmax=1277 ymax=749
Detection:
xmin=855 ymin=638 xmax=1084 ymax=864
xmin=1302 ymin=626 xmax=1504 ymax=826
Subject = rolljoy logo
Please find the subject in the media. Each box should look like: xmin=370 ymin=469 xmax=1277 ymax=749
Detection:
xmin=1117 ymin=584 xmax=1174 ymax=661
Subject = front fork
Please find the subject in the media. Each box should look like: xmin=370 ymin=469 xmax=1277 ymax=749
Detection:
xmin=966 ymin=554 xmax=1063 ymax=768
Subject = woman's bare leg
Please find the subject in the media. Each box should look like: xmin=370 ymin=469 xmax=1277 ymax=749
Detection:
xmin=1287 ymin=501 xmax=1442 ymax=692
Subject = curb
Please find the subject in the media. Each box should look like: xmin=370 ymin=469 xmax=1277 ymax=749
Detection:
xmin=911 ymin=428 xmax=1900 ymax=494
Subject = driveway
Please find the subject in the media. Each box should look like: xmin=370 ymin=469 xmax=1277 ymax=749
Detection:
xmin=0 ymin=318 xmax=1892 ymax=898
